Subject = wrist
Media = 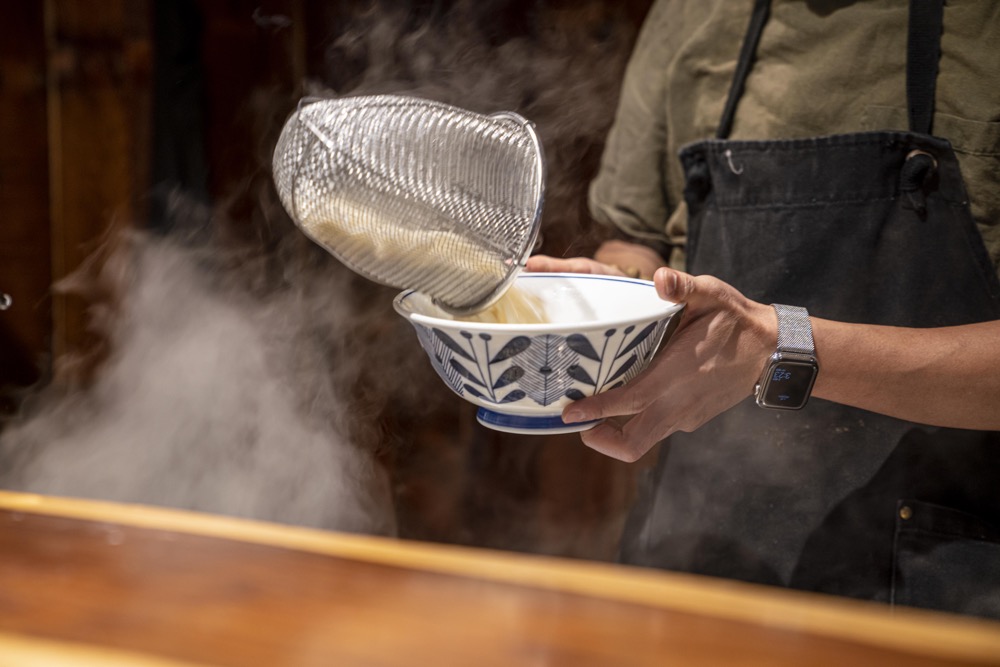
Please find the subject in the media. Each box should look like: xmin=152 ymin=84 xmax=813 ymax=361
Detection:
xmin=753 ymin=304 xmax=818 ymax=410
xmin=747 ymin=301 xmax=779 ymax=369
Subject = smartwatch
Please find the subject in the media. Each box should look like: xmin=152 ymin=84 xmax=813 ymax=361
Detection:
xmin=754 ymin=304 xmax=818 ymax=410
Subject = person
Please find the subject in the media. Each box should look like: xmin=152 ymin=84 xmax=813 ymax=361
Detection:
xmin=526 ymin=0 xmax=1000 ymax=620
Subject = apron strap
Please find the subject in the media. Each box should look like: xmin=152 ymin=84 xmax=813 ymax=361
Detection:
xmin=717 ymin=0 xmax=944 ymax=139
xmin=907 ymin=0 xmax=944 ymax=135
xmin=716 ymin=0 xmax=770 ymax=140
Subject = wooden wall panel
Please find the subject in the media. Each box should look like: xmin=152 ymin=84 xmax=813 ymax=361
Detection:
xmin=196 ymin=0 xmax=304 ymax=201
xmin=0 ymin=2 xmax=51 ymax=409
xmin=44 ymin=0 xmax=152 ymax=369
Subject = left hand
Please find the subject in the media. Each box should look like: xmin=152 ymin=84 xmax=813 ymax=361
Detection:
xmin=561 ymin=267 xmax=776 ymax=462
xmin=524 ymin=253 xmax=627 ymax=277
xmin=526 ymin=240 xmax=664 ymax=280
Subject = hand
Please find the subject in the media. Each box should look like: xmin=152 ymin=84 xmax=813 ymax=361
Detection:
xmin=561 ymin=267 xmax=776 ymax=462
xmin=524 ymin=253 xmax=627 ymax=276
xmin=525 ymin=240 xmax=664 ymax=280
xmin=593 ymin=240 xmax=664 ymax=280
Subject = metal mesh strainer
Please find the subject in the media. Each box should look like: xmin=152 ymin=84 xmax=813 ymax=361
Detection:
xmin=272 ymin=94 xmax=545 ymax=314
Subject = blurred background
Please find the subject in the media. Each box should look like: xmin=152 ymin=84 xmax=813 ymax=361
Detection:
xmin=0 ymin=0 xmax=653 ymax=562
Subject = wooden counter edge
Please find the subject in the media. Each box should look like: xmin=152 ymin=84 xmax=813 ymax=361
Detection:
xmin=2 ymin=490 xmax=998 ymax=664
xmin=0 ymin=630 xmax=211 ymax=667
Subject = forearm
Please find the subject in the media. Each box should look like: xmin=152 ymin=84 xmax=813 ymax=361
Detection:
xmin=559 ymin=268 xmax=1000 ymax=461
xmin=810 ymin=318 xmax=1000 ymax=430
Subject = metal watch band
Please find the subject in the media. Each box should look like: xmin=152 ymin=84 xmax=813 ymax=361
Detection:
xmin=772 ymin=304 xmax=815 ymax=355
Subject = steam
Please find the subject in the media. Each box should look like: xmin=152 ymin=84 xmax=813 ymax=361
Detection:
xmin=0 ymin=1 xmax=643 ymax=548
xmin=315 ymin=0 xmax=639 ymax=257
xmin=0 ymin=232 xmax=400 ymax=534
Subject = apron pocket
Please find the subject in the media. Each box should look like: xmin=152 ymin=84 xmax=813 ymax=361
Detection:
xmin=892 ymin=499 xmax=1000 ymax=620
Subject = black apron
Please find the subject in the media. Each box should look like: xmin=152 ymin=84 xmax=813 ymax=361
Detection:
xmin=620 ymin=0 xmax=1000 ymax=620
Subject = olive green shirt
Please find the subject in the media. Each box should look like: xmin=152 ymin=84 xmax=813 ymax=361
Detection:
xmin=589 ymin=0 xmax=1000 ymax=274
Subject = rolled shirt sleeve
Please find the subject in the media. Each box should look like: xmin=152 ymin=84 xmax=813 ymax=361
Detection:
xmin=587 ymin=0 xmax=677 ymax=246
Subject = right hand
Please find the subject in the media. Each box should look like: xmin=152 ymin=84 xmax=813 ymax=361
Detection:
xmin=561 ymin=267 xmax=775 ymax=462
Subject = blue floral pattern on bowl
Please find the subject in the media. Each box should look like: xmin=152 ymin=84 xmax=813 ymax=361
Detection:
xmin=396 ymin=273 xmax=683 ymax=434
xmin=413 ymin=319 xmax=668 ymax=408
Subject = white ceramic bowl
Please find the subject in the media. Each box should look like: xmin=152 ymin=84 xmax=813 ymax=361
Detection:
xmin=393 ymin=273 xmax=684 ymax=434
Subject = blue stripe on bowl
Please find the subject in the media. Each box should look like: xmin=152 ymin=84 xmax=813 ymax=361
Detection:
xmin=476 ymin=407 xmax=600 ymax=434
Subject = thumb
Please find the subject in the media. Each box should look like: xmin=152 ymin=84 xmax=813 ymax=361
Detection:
xmin=654 ymin=267 xmax=758 ymax=320
xmin=654 ymin=267 xmax=699 ymax=304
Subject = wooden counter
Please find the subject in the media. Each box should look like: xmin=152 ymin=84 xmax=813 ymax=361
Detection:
xmin=0 ymin=491 xmax=998 ymax=666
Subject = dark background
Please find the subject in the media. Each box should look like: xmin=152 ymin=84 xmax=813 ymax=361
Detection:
xmin=0 ymin=0 xmax=653 ymax=558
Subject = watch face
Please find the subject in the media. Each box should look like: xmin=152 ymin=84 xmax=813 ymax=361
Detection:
xmin=760 ymin=360 xmax=817 ymax=409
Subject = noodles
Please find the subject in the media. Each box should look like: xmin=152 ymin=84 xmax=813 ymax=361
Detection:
xmin=456 ymin=283 xmax=548 ymax=324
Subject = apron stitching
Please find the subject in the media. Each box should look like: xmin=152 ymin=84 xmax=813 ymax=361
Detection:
xmin=712 ymin=197 xmax=897 ymax=210
xmin=682 ymin=134 xmax=949 ymax=155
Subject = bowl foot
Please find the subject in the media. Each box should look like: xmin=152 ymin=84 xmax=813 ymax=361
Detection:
xmin=475 ymin=408 xmax=600 ymax=435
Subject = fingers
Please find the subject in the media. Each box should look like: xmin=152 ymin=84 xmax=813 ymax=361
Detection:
xmin=577 ymin=408 xmax=675 ymax=463
xmin=593 ymin=240 xmax=665 ymax=280
xmin=563 ymin=377 xmax=655 ymax=426
xmin=561 ymin=375 xmax=668 ymax=462
xmin=579 ymin=420 xmax=653 ymax=463
xmin=525 ymin=255 xmax=624 ymax=276
xmin=578 ymin=420 xmax=644 ymax=462
xmin=654 ymin=267 xmax=693 ymax=302
xmin=559 ymin=268 xmax=773 ymax=463
xmin=654 ymin=267 xmax=750 ymax=314
xmin=655 ymin=266 xmax=715 ymax=306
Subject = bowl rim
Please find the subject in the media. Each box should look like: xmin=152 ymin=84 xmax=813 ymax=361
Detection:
xmin=393 ymin=272 xmax=684 ymax=334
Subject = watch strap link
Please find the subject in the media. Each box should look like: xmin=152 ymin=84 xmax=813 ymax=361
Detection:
xmin=772 ymin=304 xmax=815 ymax=355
